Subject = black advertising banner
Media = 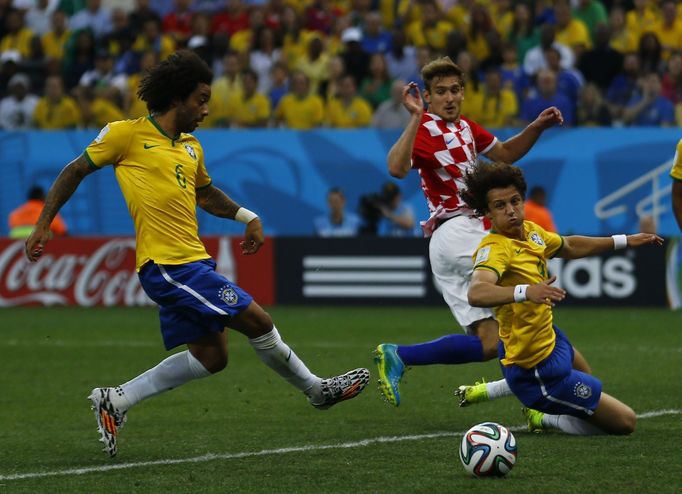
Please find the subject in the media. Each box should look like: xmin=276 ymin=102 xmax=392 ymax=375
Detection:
xmin=275 ymin=237 xmax=442 ymax=305
xmin=274 ymin=238 xmax=669 ymax=307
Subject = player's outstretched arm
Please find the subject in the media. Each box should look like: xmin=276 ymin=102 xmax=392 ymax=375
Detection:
xmin=559 ymin=233 xmax=663 ymax=259
xmin=25 ymin=154 xmax=95 ymax=262
xmin=486 ymin=106 xmax=564 ymax=164
xmin=196 ymin=184 xmax=264 ymax=255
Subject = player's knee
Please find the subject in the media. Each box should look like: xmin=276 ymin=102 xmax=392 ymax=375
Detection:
xmin=621 ymin=408 xmax=637 ymax=435
xmin=205 ymin=354 xmax=228 ymax=374
xmin=612 ymin=408 xmax=636 ymax=435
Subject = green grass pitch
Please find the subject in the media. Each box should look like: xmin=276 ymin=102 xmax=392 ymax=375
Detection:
xmin=0 ymin=306 xmax=680 ymax=493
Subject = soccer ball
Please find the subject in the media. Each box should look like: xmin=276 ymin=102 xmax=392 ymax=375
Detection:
xmin=459 ymin=422 xmax=517 ymax=477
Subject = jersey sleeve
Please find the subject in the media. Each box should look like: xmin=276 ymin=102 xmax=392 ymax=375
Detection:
xmin=472 ymin=236 xmax=511 ymax=280
xmin=411 ymin=122 xmax=436 ymax=170
xmin=463 ymin=116 xmax=497 ymax=155
xmin=195 ymin=142 xmax=211 ymax=190
xmin=83 ymin=121 xmax=132 ymax=169
xmin=671 ymin=138 xmax=682 ymax=181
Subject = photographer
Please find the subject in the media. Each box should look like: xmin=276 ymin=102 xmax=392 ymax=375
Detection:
xmin=358 ymin=182 xmax=417 ymax=236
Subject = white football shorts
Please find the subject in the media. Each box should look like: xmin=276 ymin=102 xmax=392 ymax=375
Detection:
xmin=428 ymin=215 xmax=494 ymax=332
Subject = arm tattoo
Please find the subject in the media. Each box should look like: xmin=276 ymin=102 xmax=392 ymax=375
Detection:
xmin=196 ymin=185 xmax=241 ymax=219
xmin=38 ymin=154 xmax=95 ymax=226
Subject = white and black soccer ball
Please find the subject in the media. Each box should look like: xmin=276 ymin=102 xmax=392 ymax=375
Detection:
xmin=459 ymin=422 xmax=517 ymax=477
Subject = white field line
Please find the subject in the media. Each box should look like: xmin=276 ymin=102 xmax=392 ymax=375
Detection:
xmin=1 ymin=409 xmax=679 ymax=482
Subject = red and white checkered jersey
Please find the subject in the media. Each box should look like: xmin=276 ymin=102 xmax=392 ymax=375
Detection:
xmin=412 ymin=112 xmax=497 ymax=237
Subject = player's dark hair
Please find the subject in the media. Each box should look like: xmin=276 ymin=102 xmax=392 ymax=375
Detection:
xmin=138 ymin=50 xmax=213 ymax=114
xmin=461 ymin=162 xmax=527 ymax=216
xmin=421 ymin=57 xmax=464 ymax=92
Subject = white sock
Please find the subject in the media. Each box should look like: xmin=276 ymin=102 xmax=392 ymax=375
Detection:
xmin=249 ymin=326 xmax=319 ymax=394
xmin=485 ymin=379 xmax=513 ymax=400
xmin=111 ymin=350 xmax=211 ymax=411
xmin=542 ymin=413 xmax=605 ymax=435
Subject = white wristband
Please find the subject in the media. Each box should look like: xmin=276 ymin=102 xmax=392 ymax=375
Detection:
xmin=612 ymin=234 xmax=627 ymax=250
xmin=513 ymin=284 xmax=529 ymax=303
xmin=235 ymin=207 xmax=258 ymax=224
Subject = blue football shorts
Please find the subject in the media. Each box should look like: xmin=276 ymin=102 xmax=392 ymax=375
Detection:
xmin=138 ymin=259 xmax=253 ymax=350
xmin=499 ymin=326 xmax=602 ymax=418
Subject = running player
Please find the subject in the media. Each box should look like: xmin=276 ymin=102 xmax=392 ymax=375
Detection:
xmin=24 ymin=50 xmax=369 ymax=457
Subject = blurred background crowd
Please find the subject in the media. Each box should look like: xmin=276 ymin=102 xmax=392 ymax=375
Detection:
xmin=0 ymin=0 xmax=681 ymax=131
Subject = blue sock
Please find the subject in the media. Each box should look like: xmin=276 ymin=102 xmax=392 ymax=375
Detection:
xmin=396 ymin=334 xmax=484 ymax=365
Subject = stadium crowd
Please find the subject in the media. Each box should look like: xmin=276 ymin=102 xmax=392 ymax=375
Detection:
xmin=0 ymin=0 xmax=681 ymax=130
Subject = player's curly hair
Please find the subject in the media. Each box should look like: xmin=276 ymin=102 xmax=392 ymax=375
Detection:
xmin=138 ymin=50 xmax=213 ymax=114
xmin=461 ymin=162 xmax=527 ymax=216
xmin=421 ymin=57 xmax=464 ymax=92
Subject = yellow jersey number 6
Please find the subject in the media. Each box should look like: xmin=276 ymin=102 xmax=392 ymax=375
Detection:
xmin=175 ymin=164 xmax=187 ymax=189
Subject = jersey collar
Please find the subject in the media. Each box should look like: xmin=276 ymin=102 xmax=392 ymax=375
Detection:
xmin=147 ymin=114 xmax=181 ymax=145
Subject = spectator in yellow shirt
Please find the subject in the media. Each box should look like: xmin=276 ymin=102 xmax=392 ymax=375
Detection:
xmin=33 ymin=75 xmax=80 ymax=129
xmin=127 ymin=50 xmax=159 ymax=118
xmin=41 ymin=10 xmax=70 ymax=65
xmin=465 ymin=67 xmax=519 ymax=128
xmin=0 ymin=10 xmax=36 ymax=59
xmin=608 ymin=6 xmax=637 ymax=54
xmin=652 ymin=1 xmax=682 ymax=60
xmin=405 ymin=0 xmax=454 ymax=52
xmin=274 ymin=70 xmax=325 ymax=129
xmin=326 ymin=74 xmax=373 ymax=128
xmin=207 ymin=51 xmax=243 ymax=127
xmin=625 ymin=0 xmax=658 ymax=43
xmin=296 ymin=36 xmax=330 ymax=95
xmin=465 ymin=4 xmax=501 ymax=66
xmin=75 ymin=86 xmax=125 ymax=129
xmin=554 ymin=0 xmax=592 ymax=58
xmin=228 ymin=68 xmax=272 ymax=128
xmin=132 ymin=17 xmax=175 ymax=62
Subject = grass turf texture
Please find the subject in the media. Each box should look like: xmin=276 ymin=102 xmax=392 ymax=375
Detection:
xmin=0 ymin=306 xmax=680 ymax=493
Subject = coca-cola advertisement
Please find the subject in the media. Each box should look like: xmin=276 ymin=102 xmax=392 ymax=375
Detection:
xmin=0 ymin=237 xmax=274 ymax=307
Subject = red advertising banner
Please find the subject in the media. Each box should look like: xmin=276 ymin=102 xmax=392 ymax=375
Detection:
xmin=0 ymin=237 xmax=274 ymax=307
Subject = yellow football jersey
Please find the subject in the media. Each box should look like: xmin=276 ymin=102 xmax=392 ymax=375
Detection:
xmin=275 ymin=93 xmax=325 ymax=129
xmin=473 ymin=221 xmax=564 ymax=369
xmin=671 ymin=138 xmax=682 ymax=181
xmin=84 ymin=116 xmax=212 ymax=271
xmin=326 ymin=97 xmax=373 ymax=128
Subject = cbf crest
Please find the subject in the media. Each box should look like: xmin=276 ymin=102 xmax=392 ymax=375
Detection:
xmin=529 ymin=232 xmax=545 ymax=246
xmin=573 ymin=382 xmax=592 ymax=399
xmin=218 ymin=285 xmax=238 ymax=306
xmin=184 ymin=144 xmax=196 ymax=160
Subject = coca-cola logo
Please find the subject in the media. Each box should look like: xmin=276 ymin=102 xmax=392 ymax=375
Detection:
xmin=0 ymin=240 xmax=153 ymax=307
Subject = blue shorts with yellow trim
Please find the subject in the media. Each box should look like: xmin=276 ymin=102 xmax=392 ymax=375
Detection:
xmin=499 ymin=326 xmax=602 ymax=418
xmin=139 ymin=259 xmax=253 ymax=350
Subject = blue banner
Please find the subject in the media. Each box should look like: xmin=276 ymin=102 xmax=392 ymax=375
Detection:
xmin=1 ymin=128 xmax=680 ymax=237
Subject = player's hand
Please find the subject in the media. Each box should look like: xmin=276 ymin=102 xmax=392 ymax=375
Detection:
xmin=240 ymin=217 xmax=264 ymax=255
xmin=527 ymin=275 xmax=566 ymax=306
xmin=626 ymin=233 xmax=664 ymax=247
xmin=532 ymin=106 xmax=564 ymax=130
xmin=25 ymin=225 xmax=51 ymax=262
xmin=403 ymin=82 xmax=425 ymax=116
